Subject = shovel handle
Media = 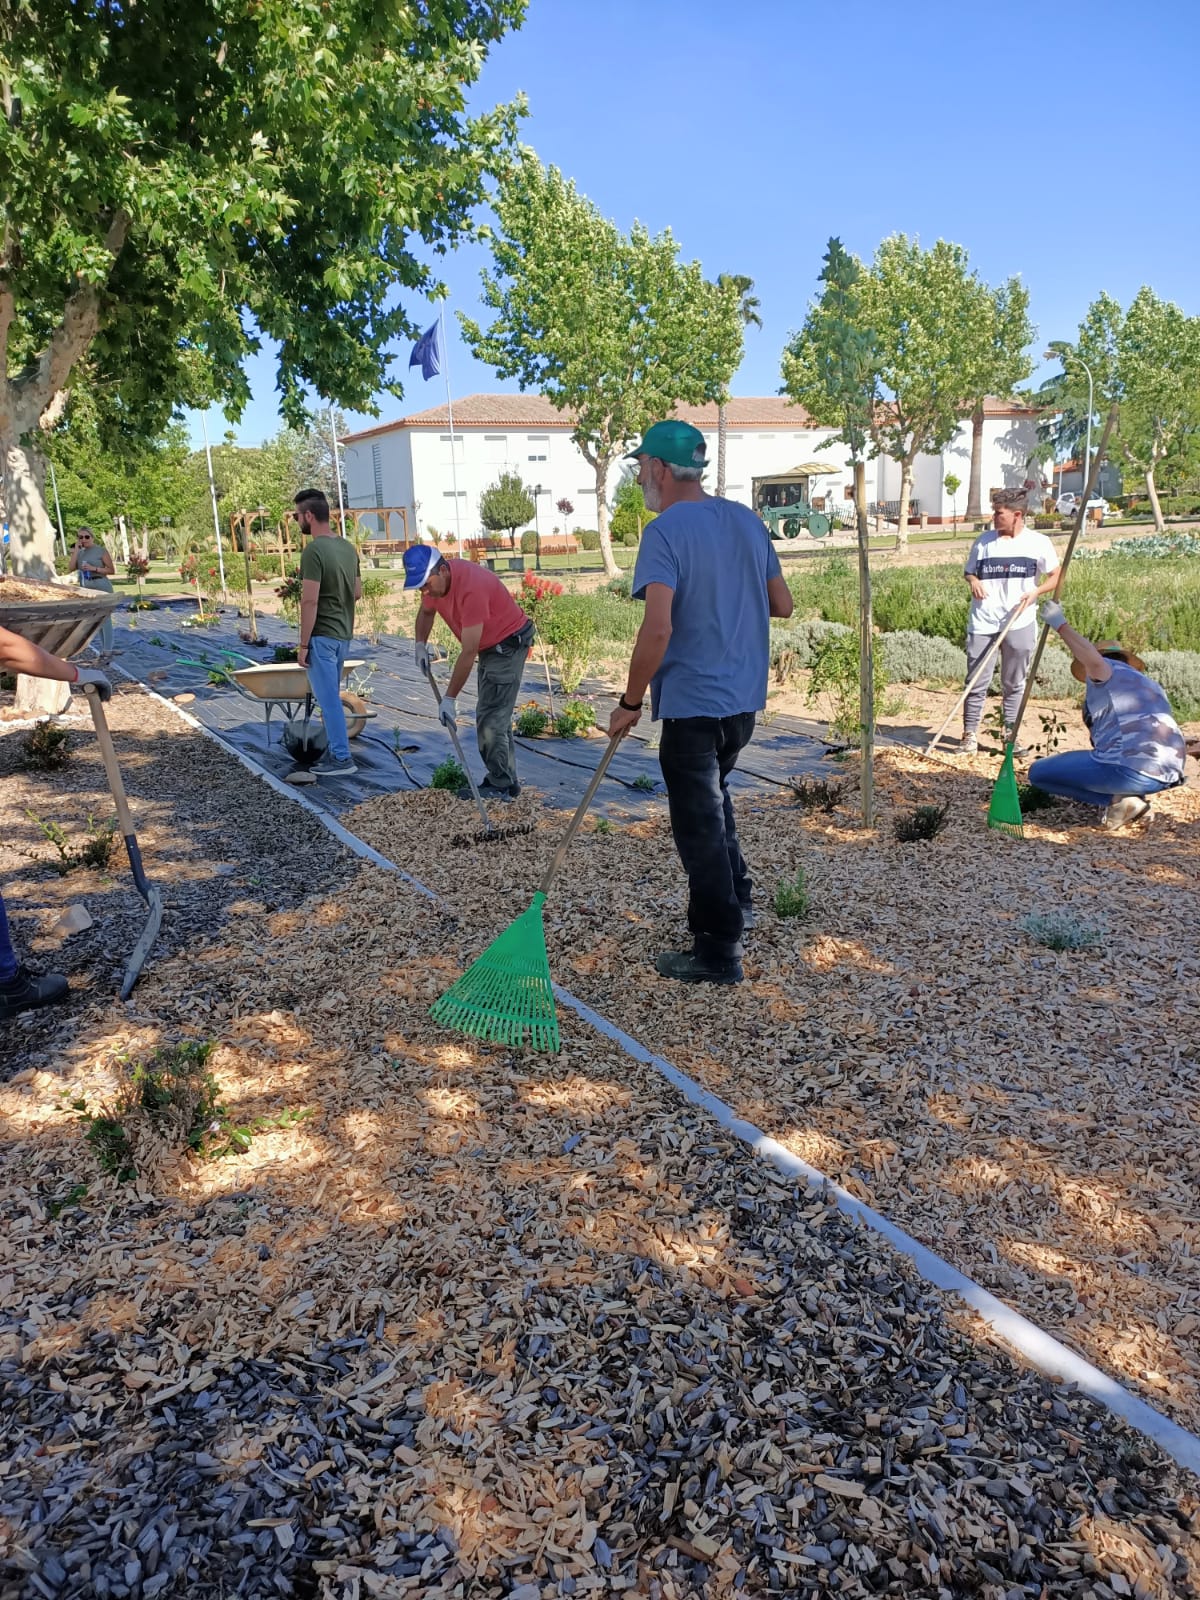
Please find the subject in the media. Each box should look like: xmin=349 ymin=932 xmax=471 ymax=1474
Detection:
xmin=538 ymin=733 xmax=622 ymax=898
xmin=84 ymin=686 xmax=151 ymax=901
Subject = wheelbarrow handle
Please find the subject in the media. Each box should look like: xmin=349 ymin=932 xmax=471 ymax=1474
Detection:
xmin=83 ymin=686 xmax=152 ymax=902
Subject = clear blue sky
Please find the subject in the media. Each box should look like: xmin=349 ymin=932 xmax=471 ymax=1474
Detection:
xmin=191 ymin=0 xmax=1200 ymax=448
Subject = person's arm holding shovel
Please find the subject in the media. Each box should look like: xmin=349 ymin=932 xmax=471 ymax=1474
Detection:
xmin=436 ymin=623 xmax=482 ymax=729
xmin=0 ymin=624 xmax=112 ymax=698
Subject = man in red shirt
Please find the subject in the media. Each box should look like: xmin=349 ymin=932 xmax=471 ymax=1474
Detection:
xmin=405 ymin=546 xmax=533 ymax=799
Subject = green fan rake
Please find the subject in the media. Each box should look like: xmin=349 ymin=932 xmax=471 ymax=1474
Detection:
xmin=987 ymin=743 xmax=1024 ymax=838
xmin=430 ymin=733 xmax=621 ymax=1052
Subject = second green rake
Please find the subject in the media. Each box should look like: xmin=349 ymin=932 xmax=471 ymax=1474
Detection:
xmin=430 ymin=733 xmax=622 ymax=1052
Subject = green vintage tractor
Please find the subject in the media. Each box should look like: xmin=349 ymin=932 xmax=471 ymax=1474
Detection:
xmin=760 ymin=502 xmax=832 ymax=540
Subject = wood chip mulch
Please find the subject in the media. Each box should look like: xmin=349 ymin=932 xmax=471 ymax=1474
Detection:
xmin=348 ymin=752 xmax=1200 ymax=1445
xmin=1 ymin=706 xmax=1198 ymax=1599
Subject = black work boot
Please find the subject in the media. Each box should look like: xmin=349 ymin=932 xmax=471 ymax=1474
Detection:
xmin=655 ymin=949 xmax=743 ymax=986
xmin=0 ymin=965 xmax=70 ymax=1022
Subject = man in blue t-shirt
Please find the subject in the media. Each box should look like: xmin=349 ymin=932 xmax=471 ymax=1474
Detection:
xmin=1029 ymin=600 xmax=1186 ymax=828
xmin=607 ymin=420 xmax=795 ymax=984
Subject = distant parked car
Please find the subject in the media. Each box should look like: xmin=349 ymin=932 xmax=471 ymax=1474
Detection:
xmin=1056 ymin=492 xmax=1109 ymax=523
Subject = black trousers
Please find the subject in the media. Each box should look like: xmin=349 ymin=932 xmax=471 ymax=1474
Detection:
xmin=658 ymin=713 xmax=755 ymax=961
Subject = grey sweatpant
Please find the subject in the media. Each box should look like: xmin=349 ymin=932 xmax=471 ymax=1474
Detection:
xmin=963 ymin=627 xmax=1036 ymax=734
xmin=475 ymin=643 xmax=529 ymax=789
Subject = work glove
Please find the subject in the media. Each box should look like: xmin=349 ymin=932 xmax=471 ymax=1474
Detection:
xmin=1039 ymin=598 xmax=1067 ymax=631
xmin=414 ymin=640 xmax=432 ymax=679
xmin=73 ymin=667 xmax=113 ymax=702
xmin=438 ymin=694 xmax=457 ymax=730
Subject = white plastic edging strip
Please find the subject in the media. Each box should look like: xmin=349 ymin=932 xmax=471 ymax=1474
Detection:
xmin=120 ymin=671 xmax=1200 ymax=1480
xmin=127 ymin=679 xmax=443 ymax=904
xmin=553 ymin=984 xmax=1200 ymax=1480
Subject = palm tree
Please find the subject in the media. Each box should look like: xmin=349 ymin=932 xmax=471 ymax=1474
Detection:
xmin=716 ymin=274 xmax=762 ymax=498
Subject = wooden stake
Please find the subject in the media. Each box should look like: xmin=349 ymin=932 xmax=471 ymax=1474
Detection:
xmin=855 ymin=459 xmax=874 ymax=827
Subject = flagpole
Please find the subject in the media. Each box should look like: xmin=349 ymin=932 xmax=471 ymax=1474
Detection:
xmin=200 ymin=413 xmax=229 ymax=600
xmin=439 ymin=304 xmax=464 ymax=556
xmin=329 ymin=405 xmax=348 ymax=536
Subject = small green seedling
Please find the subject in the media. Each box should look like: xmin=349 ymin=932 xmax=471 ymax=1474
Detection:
xmin=1021 ymin=912 xmax=1104 ymax=952
xmin=631 ymin=774 xmax=657 ymax=793
xmin=592 ymin=816 xmax=613 ymax=835
xmin=773 ymin=869 xmax=810 ymax=919
xmin=429 ymin=757 xmax=468 ymax=792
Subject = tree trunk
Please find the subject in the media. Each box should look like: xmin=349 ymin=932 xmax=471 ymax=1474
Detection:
xmin=594 ymin=455 xmax=619 ymax=578
xmin=2 ymin=439 xmax=69 ymax=712
xmin=2 ymin=435 xmax=56 ymax=577
xmin=854 ymin=458 xmax=874 ymax=829
xmin=1146 ymin=466 xmax=1165 ymax=533
xmin=896 ymin=460 xmax=914 ymax=548
xmin=965 ymin=401 xmax=985 ymax=520
xmin=716 ymin=402 xmax=728 ymax=498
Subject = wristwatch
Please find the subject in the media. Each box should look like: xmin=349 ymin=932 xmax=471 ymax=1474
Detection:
xmin=618 ymin=694 xmax=643 ymax=712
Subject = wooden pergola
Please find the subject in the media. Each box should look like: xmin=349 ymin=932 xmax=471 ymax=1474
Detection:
xmin=228 ymin=506 xmax=413 ymax=575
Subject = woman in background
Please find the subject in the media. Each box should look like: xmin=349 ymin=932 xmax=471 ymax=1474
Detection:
xmin=69 ymin=526 xmax=116 ymax=655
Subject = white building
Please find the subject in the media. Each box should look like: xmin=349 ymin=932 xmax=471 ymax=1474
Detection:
xmin=340 ymin=394 xmax=1045 ymax=543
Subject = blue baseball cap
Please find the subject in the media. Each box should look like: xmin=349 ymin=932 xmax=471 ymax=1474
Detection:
xmin=402 ymin=545 xmax=444 ymax=588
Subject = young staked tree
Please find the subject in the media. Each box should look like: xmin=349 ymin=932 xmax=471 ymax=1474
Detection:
xmin=714 ymin=273 xmax=761 ymax=497
xmin=479 ymin=470 xmax=535 ymax=545
xmin=854 ymin=235 xmax=1016 ymax=545
xmin=780 ymin=238 xmax=881 ymax=825
xmin=461 ymin=155 xmax=742 ymax=578
xmin=1 ymin=1 xmax=524 ymax=703
xmin=1112 ymin=289 xmax=1200 ymax=529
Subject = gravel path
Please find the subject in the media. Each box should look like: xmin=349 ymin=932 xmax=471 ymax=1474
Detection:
xmin=1 ymin=707 xmax=1198 ymax=1598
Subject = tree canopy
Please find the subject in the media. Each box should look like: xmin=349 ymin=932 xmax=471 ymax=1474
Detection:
xmin=479 ymin=470 xmax=535 ymax=542
xmin=1 ymin=0 xmax=526 ymax=573
xmin=785 ymin=235 xmax=1032 ymax=542
xmin=461 ymin=153 xmax=742 ymax=575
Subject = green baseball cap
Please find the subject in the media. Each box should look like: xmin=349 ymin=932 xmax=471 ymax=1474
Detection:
xmin=626 ymin=419 xmax=708 ymax=472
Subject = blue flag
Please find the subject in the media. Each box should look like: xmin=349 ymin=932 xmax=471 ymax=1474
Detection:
xmin=409 ymin=320 xmax=442 ymax=381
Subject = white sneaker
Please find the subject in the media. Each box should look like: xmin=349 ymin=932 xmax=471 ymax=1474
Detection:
xmin=1103 ymin=796 xmax=1151 ymax=830
xmin=959 ymin=733 xmax=978 ymax=754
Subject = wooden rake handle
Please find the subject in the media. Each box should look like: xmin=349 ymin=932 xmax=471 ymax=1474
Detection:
xmin=925 ymin=601 xmax=1028 ymax=756
xmin=538 ymin=733 xmax=622 ymax=898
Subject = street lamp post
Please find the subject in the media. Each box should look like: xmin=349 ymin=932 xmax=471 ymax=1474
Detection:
xmin=533 ymin=483 xmax=544 ymax=572
xmin=1045 ymin=346 xmax=1094 ymax=504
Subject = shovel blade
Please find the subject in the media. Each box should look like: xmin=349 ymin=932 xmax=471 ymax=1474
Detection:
xmin=119 ymin=884 xmax=164 ymax=1001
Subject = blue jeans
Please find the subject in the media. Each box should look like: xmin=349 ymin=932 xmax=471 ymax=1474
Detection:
xmin=0 ymin=891 xmax=20 ymax=984
xmin=306 ymin=635 xmax=350 ymax=761
xmin=658 ymin=713 xmax=755 ymax=961
xmin=1027 ymin=750 xmax=1171 ymax=808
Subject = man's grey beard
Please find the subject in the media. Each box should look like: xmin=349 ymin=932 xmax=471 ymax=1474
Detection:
xmin=643 ymin=473 xmax=662 ymax=513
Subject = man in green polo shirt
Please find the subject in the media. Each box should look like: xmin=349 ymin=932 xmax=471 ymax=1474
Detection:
xmin=295 ymin=488 xmax=362 ymax=777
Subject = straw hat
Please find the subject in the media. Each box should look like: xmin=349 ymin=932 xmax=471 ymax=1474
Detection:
xmin=1071 ymin=641 xmax=1146 ymax=682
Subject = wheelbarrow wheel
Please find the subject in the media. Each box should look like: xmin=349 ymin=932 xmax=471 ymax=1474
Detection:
xmin=339 ymin=690 xmax=368 ymax=740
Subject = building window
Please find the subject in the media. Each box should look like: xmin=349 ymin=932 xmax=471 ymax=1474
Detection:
xmin=443 ymin=490 xmax=466 ymax=499
xmin=757 ymin=434 xmax=775 ymax=440
xmin=528 ymin=453 xmax=547 ymax=462
xmin=526 ymin=434 xmax=550 ymax=442
xmin=370 ymin=443 xmax=384 ymax=507
xmin=576 ymin=488 xmax=596 ymax=496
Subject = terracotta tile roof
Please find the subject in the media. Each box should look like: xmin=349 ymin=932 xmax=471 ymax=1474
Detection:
xmin=340 ymin=392 xmax=1042 ymax=444
xmin=340 ymin=394 xmax=818 ymax=443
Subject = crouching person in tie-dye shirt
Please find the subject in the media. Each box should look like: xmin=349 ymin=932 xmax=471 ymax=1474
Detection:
xmin=1029 ymin=600 xmax=1187 ymax=830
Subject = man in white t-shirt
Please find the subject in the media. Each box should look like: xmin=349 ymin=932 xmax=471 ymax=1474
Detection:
xmin=959 ymin=487 xmax=1061 ymax=753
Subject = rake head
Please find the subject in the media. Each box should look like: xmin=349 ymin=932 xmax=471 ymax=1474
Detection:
xmin=448 ymin=820 xmax=536 ymax=849
xmin=429 ymin=893 xmax=559 ymax=1051
xmin=987 ymin=745 xmax=1025 ymax=838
